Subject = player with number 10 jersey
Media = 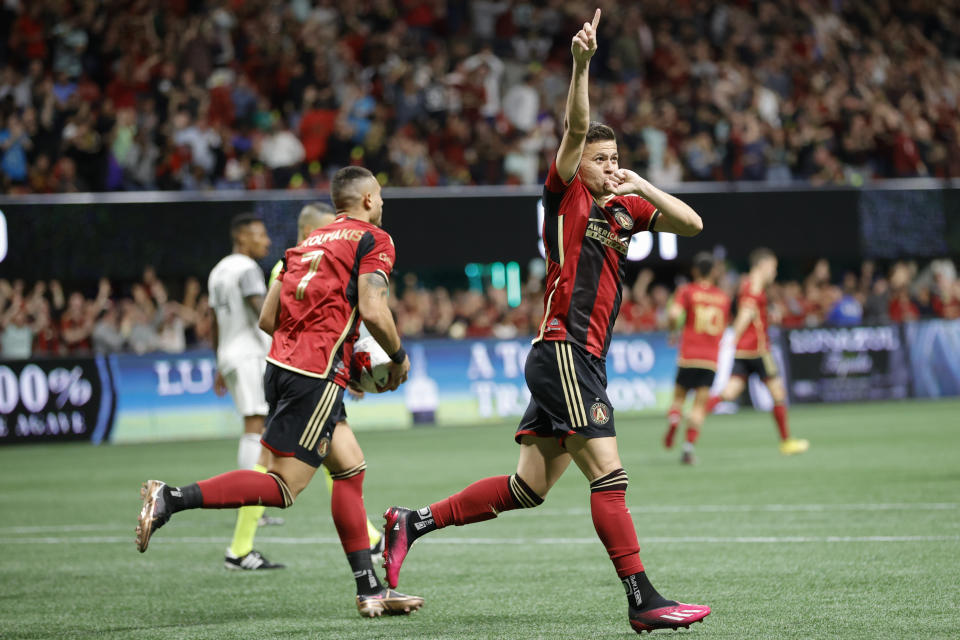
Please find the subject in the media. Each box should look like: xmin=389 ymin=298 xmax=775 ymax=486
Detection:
xmin=664 ymin=252 xmax=729 ymax=463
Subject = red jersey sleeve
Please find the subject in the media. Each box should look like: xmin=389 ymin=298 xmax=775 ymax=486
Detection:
xmin=358 ymin=229 xmax=396 ymax=283
xmin=621 ymin=195 xmax=658 ymax=233
xmin=545 ymin=159 xmax=575 ymax=194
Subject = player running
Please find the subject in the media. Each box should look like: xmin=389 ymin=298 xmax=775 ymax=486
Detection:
xmin=137 ymin=166 xmax=424 ymax=617
xmin=705 ymin=248 xmax=809 ymax=455
xmin=207 ymin=213 xmax=283 ymax=571
xmin=664 ymin=252 xmax=730 ymax=465
xmin=382 ymin=10 xmax=711 ymax=634
xmin=269 ymin=201 xmax=385 ymax=563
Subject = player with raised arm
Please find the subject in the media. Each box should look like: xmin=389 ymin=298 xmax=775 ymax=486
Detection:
xmin=664 ymin=252 xmax=730 ymax=465
xmin=381 ymin=10 xmax=711 ymax=634
xmin=208 ymin=213 xmax=283 ymax=571
xmin=705 ymin=248 xmax=809 ymax=455
xmin=269 ymin=202 xmax=385 ymax=563
xmin=136 ymin=166 xmax=424 ymax=618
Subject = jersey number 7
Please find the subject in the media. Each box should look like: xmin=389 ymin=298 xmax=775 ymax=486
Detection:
xmin=295 ymin=250 xmax=325 ymax=300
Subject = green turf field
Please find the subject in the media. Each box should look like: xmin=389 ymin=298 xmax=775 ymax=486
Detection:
xmin=1 ymin=399 xmax=958 ymax=639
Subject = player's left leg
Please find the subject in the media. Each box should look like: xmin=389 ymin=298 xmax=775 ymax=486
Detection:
xmin=565 ymin=435 xmax=711 ymax=633
xmin=664 ymin=384 xmax=686 ymax=449
xmin=382 ymin=435 xmax=568 ymax=589
xmin=681 ymin=386 xmax=711 ymax=465
xmin=323 ymin=421 xmax=423 ymax=617
xmin=765 ymin=375 xmax=809 ymax=455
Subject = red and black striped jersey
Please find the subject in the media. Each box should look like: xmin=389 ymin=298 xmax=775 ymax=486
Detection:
xmin=534 ymin=160 xmax=659 ymax=358
xmin=267 ymin=214 xmax=395 ymax=386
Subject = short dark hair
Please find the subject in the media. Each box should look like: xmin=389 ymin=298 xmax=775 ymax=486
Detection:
xmin=230 ymin=213 xmax=263 ymax=239
xmin=585 ymin=122 xmax=616 ymax=144
xmin=331 ymin=166 xmax=376 ymax=209
xmin=749 ymin=247 xmax=776 ymax=268
xmin=692 ymin=252 xmax=714 ymax=279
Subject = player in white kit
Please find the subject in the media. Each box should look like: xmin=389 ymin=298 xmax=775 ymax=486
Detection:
xmin=208 ymin=213 xmax=283 ymax=570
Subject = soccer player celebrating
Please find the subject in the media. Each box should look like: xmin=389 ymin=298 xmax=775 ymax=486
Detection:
xmin=137 ymin=166 xmax=424 ymax=617
xmin=705 ymin=248 xmax=810 ymax=455
xmin=269 ymin=201 xmax=385 ymax=563
xmin=664 ymin=252 xmax=730 ymax=465
xmin=207 ymin=213 xmax=283 ymax=570
xmin=382 ymin=10 xmax=711 ymax=634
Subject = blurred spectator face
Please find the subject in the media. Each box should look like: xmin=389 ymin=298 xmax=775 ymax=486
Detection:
xmin=843 ymin=272 xmax=858 ymax=294
xmin=67 ymin=292 xmax=85 ymax=316
xmin=579 ymin=139 xmax=619 ymax=197
xmin=237 ymin=221 xmax=271 ymax=259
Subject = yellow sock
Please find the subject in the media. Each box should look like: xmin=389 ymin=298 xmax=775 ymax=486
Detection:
xmin=229 ymin=464 xmax=267 ymax=557
xmin=323 ymin=466 xmax=381 ymax=547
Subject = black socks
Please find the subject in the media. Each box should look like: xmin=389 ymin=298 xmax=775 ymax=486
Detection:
xmin=347 ymin=550 xmax=383 ymax=596
xmin=622 ymin=572 xmax=676 ymax=611
xmin=165 ymin=483 xmax=202 ymax=513
xmin=407 ymin=506 xmax=438 ymax=542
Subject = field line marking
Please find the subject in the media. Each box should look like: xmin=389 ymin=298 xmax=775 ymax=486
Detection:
xmin=0 ymin=502 xmax=954 ymax=534
xmin=534 ymin=503 xmax=959 ymax=516
xmin=0 ymin=535 xmax=957 ymax=545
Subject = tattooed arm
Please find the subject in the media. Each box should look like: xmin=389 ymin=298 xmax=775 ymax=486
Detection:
xmin=357 ymin=272 xmax=408 ymax=390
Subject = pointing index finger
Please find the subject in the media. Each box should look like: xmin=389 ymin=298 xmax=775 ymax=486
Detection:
xmin=591 ymin=8 xmax=601 ymax=30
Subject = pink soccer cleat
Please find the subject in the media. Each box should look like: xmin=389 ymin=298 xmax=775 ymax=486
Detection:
xmin=629 ymin=602 xmax=711 ymax=634
xmin=382 ymin=506 xmax=415 ymax=589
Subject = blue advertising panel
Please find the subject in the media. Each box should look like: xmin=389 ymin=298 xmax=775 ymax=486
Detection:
xmin=345 ymin=334 xmax=683 ymax=429
xmin=109 ymin=351 xmax=238 ymax=443
xmin=105 ymin=335 xmax=687 ymax=439
xmin=905 ymin=320 xmax=960 ymax=398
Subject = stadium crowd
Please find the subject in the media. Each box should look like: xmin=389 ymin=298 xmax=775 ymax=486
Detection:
xmin=2 ymin=0 xmax=960 ymax=193
xmin=2 ymin=258 xmax=958 ymax=358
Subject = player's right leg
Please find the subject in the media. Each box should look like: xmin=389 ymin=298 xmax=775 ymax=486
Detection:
xmin=664 ymin=383 xmax=686 ymax=449
xmin=136 ymin=364 xmax=317 ymax=553
xmin=383 ymin=435 xmax=568 ymax=589
xmin=565 ymin=435 xmax=710 ymax=633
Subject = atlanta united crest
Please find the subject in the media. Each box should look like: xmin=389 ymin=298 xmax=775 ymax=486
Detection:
xmin=316 ymin=436 xmax=331 ymax=458
xmin=590 ymin=402 xmax=611 ymax=425
xmin=613 ymin=208 xmax=633 ymax=230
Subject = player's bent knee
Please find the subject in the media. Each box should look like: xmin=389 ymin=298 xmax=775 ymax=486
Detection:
xmin=508 ymin=474 xmax=544 ymax=508
xmin=329 ymin=460 xmax=367 ymax=481
xmin=267 ymin=472 xmax=295 ymax=508
xmin=590 ymin=468 xmax=628 ymax=493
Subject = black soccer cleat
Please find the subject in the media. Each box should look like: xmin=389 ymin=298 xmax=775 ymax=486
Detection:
xmin=224 ymin=549 xmax=286 ymax=571
xmin=356 ymin=587 xmax=424 ymax=617
xmin=135 ymin=479 xmax=172 ymax=553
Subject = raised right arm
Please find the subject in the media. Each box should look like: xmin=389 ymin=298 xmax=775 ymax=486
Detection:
xmin=555 ymin=9 xmax=601 ymax=183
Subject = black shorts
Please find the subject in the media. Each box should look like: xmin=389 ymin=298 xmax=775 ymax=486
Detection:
xmin=731 ymin=353 xmax=779 ymax=380
xmin=516 ymin=340 xmax=615 ymax=446
xmin=261 ymin=363 xmax=346 ymax=468
xmin=675 ymin=367 xmax=716 ymax=390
